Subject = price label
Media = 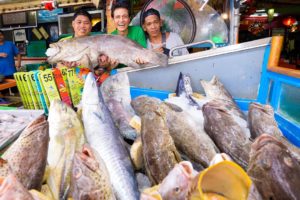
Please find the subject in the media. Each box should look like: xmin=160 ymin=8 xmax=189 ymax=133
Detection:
xmin=18 ymin=72 xmax=35 ymax=109
xmin=39 ymin=69 xmax=61 ymax=104
xmin=34 ymin=71 xmax=49 ymax=114
xmin=26 ymin=73 xmax=41 ymax=109
xmin=67 ymin=67 xmax=90 ymax=107
xmin=37 ymin=72 xmax=50 ymax=108
xmin=28 ymin=71 xmax=43 ymax=109
xmin=52 ymin=68 xmax=72 ymax=106
xmin=13 ymin=73 xmax=30 ymax=109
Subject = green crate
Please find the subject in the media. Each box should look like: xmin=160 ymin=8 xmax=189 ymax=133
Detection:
xmin=26 ymin=63 xmax=51 ymax=71
xmin=26 ymin=40 xmax=47 ymax=57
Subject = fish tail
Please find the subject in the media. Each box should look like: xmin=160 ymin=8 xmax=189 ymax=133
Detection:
xmin=149 ymin=51 xmax=168 ymax=67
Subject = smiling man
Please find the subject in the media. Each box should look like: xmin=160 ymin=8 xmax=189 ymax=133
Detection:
xmin=111 ymin=3 xmax=147 ymax=48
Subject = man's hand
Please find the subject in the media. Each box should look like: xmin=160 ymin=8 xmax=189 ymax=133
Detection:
xmin=135 ymin=58 xmax=148 ymax=65
xmin=0 ymin=53 xmax=7 ymax=58
xmin=98 ymin=54 xmax=119 ymax=70
xmin=61 ymin=61 xmax=81 ymax=68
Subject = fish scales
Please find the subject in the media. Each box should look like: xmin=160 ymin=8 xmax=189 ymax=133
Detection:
xmin=82 ymin=73 xmax=139 ymax=200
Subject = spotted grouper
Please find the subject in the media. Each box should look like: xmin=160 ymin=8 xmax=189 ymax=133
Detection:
xmin=2 ymin=115 xmax=49 ymax=190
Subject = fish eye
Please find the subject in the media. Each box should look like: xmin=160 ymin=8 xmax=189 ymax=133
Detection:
xmin=174 ymin=187 xmax=180 ymax=193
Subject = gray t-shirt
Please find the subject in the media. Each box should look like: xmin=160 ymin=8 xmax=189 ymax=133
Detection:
xmin=147 ymin=32 xmax=189 ymax=57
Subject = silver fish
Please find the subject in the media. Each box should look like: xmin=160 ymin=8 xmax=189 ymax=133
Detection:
xmin=82 ymin=72 xmax=139 ymax=200
xmin=101 ymin=72 xmax=137 ymax=141
xmin=46 ymin=35 xmax=168 ymax=70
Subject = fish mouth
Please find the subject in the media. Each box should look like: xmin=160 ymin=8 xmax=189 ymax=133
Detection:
xmin=250 ymin=102 xmax=273 ymax=115
xmin=46 ymin=44 xmax=60 ymax=61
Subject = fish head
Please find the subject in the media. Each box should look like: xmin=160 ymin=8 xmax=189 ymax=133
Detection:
xmin=200 ymin=76 xmax=232 ymax=101
xmin=249 ymin=134 xmax=290 ymax=170
xmin=175 ymin=72 xmax=193 ymax=97
xmin=131 ymin=96 xmax=162 ymax=116
xmin=249 ymin=102 xmax=274 ymax=116
xmin=248 ymin=134 xmax=300 ymax=199
xmin=72 ymin=145 xmax=101 ymax=198
xmin=48 ymin=100 xmax=80 ymax=129
xmin=0 ymin=174 xmax=34 ymax=199
xmin=73 ymin=145 xmax=99 ymax=181
xmin=82 ymin=72 xmax=101 ymax=105
xmin=46 ymin=39 xmax=90 ymax=64
xmin=250 ymin=133 xmax=297 ymax=172
xmin=158 ymin=161 xmax=194 ymax=200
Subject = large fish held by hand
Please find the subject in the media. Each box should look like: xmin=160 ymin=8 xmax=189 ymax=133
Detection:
xmin=46 ymin=34 xmax=168 ymax=69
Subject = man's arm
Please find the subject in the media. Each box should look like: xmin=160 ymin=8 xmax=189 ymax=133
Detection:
xmin=16 ymin=54 xmax=21 ymax=68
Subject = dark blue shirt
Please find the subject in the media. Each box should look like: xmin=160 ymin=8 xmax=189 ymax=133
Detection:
xmin=0 ymin=41 xmax=19 ymax=76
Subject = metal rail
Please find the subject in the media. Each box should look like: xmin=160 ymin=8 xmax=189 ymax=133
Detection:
xmin=169 ymin=40 xmax=216 ymax=58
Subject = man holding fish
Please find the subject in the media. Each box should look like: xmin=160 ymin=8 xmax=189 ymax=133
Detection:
xmin=53 ymin=5 xmax=154 ymax=84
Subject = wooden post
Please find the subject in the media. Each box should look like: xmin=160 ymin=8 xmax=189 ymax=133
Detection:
xmin=268 ymin=36 xmax=284 ymax=67
xmin=106 ymin=0 xmax=116 ymax=33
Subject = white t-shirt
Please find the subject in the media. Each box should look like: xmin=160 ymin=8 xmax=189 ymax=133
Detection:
xmin=147 ymin=32 xmax=189 ymax=57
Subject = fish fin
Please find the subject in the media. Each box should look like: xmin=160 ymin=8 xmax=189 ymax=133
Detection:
xmin=175 ymin=72 xmax=184 ymax=96
xmin=79 ymin=54 xmax=93 ymax=70
xmin=151 ymin=51 xmax=168 ymax=67
xmin=163 ymin=102 xmax=183 ymax=112
xmin=128 ymin=62 xmax=142 ymax=69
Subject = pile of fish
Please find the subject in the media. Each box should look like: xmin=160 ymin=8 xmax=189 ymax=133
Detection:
xmin=1 ymin=71 xmax=300 ymax=200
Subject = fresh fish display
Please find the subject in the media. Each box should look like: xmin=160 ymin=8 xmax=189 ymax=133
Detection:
xmin=188 ymin=161 xmax=252 ymax=200
xmin=248 ymin=134 xmax=300 ymax=199
xmin=248 ymin=102 xmax=300 ymax=162
xmin=82 ymin=73 xmax=139 ymax=200
xmin=209 ymin=153 xmax=232 ymax=166
xmin=248 ymin=102 xmax=282 ymax=139
xmin=101 ymin=72 xmax=138 ymax=141
xmin=0 ymin=111 xmax=42 ymax=151
xmin=72 ymin=144 xmax=115 ymax=200
xmin=201 ymin=76 xmax=245 ymax=119
xmin=175 ymin=72 xmax=199 ymax=108
xmin=158 ymin=161 xmax=195 ymax=200
xmin=140 ymin=104 xmax=181 ymax=185
xmin=2 ymin=115 xmax=49 ymax=190
xmin=46 ymin=34 xmax=168 ymax=69
xmin=0 ymin=158 xmax=10 ymax=178
xmin=202 ymin=100 xmax=251 ymax=169
xmin=47 ymin=100 xmax=85 ymax=200
xmin=0 ymin=174 xmax=34 ymax=200
xmin=136 ymin=173 xmax=151 ymax=192
xmin=162 ymin=102 xmax=219 ymax=168
xmin=132 ymin=96 xmax=218 ymax=168
xmin=29 ymin=189 xmax=52 ymax=200
xmin=130 ymin=136 xmax=143 ymax=171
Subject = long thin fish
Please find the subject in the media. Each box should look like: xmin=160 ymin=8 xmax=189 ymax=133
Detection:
xmin=82 ymin=73 xmax=139 ymax=200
